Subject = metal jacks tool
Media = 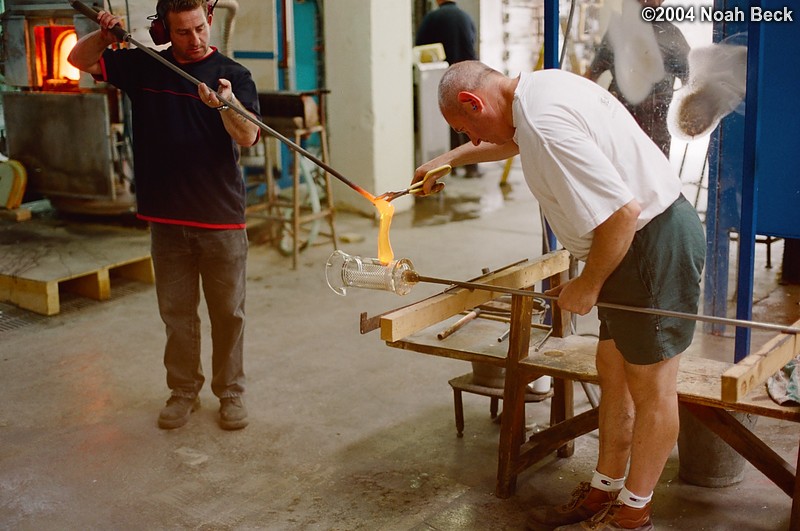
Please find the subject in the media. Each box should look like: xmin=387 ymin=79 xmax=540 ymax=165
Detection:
xmin=375 ymin=165 xmax=451 ymax=202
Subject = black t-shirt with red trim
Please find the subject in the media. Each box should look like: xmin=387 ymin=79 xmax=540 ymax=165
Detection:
xmin=98 ymin=47 xmax=260 ymax=228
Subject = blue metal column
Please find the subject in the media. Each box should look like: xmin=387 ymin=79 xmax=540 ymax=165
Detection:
xmin=542 ymin=0 xmax=559 ymax=69
xmin=703 ymin=0 xmax=731 ymax=336
xmin=541 ymin=0 xmax=559 ymax=255
xmin=733 ymin=0 xmax=800 ymax=360
xmin=734 ymin=15 xmax=762 ymax=360
xmin=540 ymin=0 xmax=560 ymax=326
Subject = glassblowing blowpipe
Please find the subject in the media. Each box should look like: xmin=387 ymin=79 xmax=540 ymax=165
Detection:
xmin=325 ymin=250 xmax=418 ymax=296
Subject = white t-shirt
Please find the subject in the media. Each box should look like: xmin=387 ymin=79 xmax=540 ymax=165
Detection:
xmin=513 ymin=69 xmax=681 ymax=260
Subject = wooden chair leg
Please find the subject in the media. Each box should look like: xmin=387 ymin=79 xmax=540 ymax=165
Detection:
xmin=263 ymin=136 xmax=280 ymax=244
xmin=319 ymin=125 xmax=338 ymax=249
xmin=453 ymin=388 xmax=464 ymax=438
xmin=490 ymin=397 xmax=499 ymax=419
xmin=496 ymin=293 xmax=534 ymax=498
xmin=551 ymin=378 xmax=575 ymax=458
xmin=792 ymin=436 xmax=800 ymax=529
xmin=292 ymin=131 xmax=302 ymax=270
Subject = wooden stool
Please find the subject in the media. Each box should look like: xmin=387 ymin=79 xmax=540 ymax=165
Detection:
xmin=249 ymin=90 xmax=338 ymax=269
xmin=448 ymin=373 xmax=553 ymax=438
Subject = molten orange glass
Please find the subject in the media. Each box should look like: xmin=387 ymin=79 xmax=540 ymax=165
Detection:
xmin=373 ymin=198 xmax=395 ymax=264
xmin=353 ymin=187 xmax=395 ymax=265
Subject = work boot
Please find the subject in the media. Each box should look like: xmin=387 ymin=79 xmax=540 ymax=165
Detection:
xmin=219 ymin=396 xmax=248 ymax=430
xmin=553 ymin=500 xmax=653 ymax=530
xmin=157 ymin=395 xmax=200 ymax=429
xmin=527 ymin=482 xmax=619 ymax=531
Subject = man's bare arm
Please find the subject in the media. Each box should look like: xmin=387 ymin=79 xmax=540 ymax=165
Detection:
xmin=413 ymin=140 xmax=519 ymax=192
xmin=549 ymin=199 xmax=642 ymax=315
xmin=68 ymin=11 xmax=120 ymax=75
xmin=198 ymin=80 xmax=260 ymax=147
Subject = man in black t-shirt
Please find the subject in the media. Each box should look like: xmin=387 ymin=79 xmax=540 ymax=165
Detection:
xmin=416 ymin=0 xmax=481 ymax=177
xmin=69 ymin=0 xmax=260 ymax=431
xmin=415 ymin=0 xmax=477 ymax=66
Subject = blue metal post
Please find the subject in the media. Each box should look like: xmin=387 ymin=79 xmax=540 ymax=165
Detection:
xmin=703 ymin=0 xmax=734 ymax=336
xmin=540 ymin=0 xmax=560 ymax=326
xmin=734 ymin=14 xmax=763 ymax=361
xmin=542 ymin=0 xmax=560 ymax=70
xmin=542 ymin=0 xmax=559 ymax=255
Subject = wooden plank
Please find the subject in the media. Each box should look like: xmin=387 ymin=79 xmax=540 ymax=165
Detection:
xmin=521 ymin=336 xmax=599 ymax=382
xmin=793 ymin=448 xmax=800 ymax=530
xmin=113 ymin=257 xmax=155 ymax=284
xmin=548 ymin=269 xmax=571 ymax=338
xmin=523 ymin=341 xmax=800 ymax=421
xmin=496 ymin=293 xmax=534 ymax=498
xmin=552 ymin=377 xmax=576 ymax=458
xmin=388 ymin=311 xmax=552 ymax=364
xmin=0 ymin=275 xmax=59 ymax=315
xmin=721 ymin=319 xmax=800 ymax=403
xmin=61 ymin=270 xmax=110 ymax=301
xmin=519 ymin=407 xmax=599 ymax=472
xmin=389 ymin=305 xmax=800 ymax=422
xmin=681 ymin=403 xmax=796 ymax=497
xmin=0 ymin=207 xmax=32 ymax=222
xmin=380 ymin=250 xmax=570 ymax=342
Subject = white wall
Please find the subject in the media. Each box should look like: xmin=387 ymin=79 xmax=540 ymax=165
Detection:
xmin=227 ymin=0 xmax=277 ymax=91
xmin=118 ymin=0 xmax=277 ymax=90
xmin=324 ymin=0 xmax=415 ymax=215
xmin=478 ymin=0 xmax=504 ymax=71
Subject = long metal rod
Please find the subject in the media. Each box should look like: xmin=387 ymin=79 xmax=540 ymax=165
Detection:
xmin=407 ymin=273 xmax=800 ymax=335
xmin=69 ymin=1 xmax=374 ymax=201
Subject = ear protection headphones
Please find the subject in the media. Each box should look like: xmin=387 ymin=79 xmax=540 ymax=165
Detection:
xmin=148 ymin=0 xmax=218 ymax=45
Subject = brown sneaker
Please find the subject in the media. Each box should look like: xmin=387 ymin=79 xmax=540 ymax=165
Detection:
xmin=527 ymin=482 xmax=619 ymax=531
xmin=553 ymin=500 xmax=653 ymax=530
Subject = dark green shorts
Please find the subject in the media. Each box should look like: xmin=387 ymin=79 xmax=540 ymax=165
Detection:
xmin=597 ymin=195 xmax=706 ymax=365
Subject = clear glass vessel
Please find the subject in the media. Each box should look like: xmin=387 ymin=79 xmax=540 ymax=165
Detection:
xmin=325 ymin=250 xmax=416 ymax=296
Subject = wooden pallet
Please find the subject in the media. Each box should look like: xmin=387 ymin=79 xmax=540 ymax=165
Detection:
xmin=0 ymin=221 xmax=153 ymax=315
xmin=0 ymin=207 xmax=32 ymax=222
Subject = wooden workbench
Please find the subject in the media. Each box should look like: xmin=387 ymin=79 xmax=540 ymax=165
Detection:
xmin=368 ymin=251 xmax=800 ymax=528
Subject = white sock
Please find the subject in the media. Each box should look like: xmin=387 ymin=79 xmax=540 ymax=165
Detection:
xmin=618 ymin=486 xmax=652 ymax=508
xmin=590 ymin=470 xmax=626 ymax=492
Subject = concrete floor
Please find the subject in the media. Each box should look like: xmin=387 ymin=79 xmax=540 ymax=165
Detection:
xmin=1 ymin=160 xmax=798 ymax=530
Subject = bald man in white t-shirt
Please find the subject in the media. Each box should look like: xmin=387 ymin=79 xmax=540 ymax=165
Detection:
xmin=413 ymin=61 xmax=705 ymax=530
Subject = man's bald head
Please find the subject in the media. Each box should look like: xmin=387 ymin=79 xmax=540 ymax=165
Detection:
xmin=438 ymin=60 xmax=499 ymax=115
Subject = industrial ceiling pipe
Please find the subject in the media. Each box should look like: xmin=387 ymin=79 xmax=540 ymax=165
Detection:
xmin=211 ymin=0 xmax=238 ymax=57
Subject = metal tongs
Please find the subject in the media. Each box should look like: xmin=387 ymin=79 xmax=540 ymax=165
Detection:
xmin=375 ymin=164 xmax=452 ymax=202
